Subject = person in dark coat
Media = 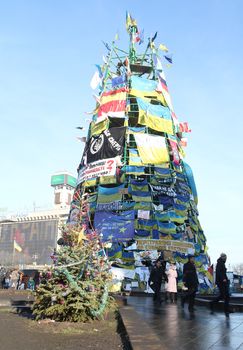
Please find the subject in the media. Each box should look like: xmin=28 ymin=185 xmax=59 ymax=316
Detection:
xmin=210 ymin=253 xmax=230 ymax=317
xmin=33 ymin=271 xmax=40 ymax=289
xmin=181 ymin=255 xmax=199 ymax=313
xmin=148 ymin=259 xmax=168 ymax=304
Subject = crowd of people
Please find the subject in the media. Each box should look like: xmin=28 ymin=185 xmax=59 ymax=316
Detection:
xmin=0 ymin=267 xmax=40 ymax=290
xmin=0 ymin=252 xmax=232 ymax=317
xmin=148 ymin=252 xmax=232 ymax=317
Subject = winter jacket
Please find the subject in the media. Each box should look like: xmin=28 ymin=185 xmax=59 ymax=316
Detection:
xmin=183 ymin=261 xmax=199 ymax=288
xmin=149 ymin=265 xmax=168 ymax=287
xmin=215 ymin=257 xmax=228 ymax=286
xmin=165 ymin=266 xmax=178 ymax=293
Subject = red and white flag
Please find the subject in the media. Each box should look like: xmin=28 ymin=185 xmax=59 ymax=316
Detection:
xmin=179 ymin=122 xmax=191 ymax=133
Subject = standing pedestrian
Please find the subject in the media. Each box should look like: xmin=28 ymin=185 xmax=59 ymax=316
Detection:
xmin=3 ymin=274 xmax=10 ymax=289
xmin=10 ymin=269 xmax=19 ymax=289
xmin=165 ymin=262 xmax=178 ymax=303
xmin=33 ymin=271 xmax=40 ymax=289
xmin=210 ymin=253 xmax=230 ymax=317
xmin=16 ymin=271 xmax=24 ymax=290
xmin=181 ymin=255 xmax=199 ymax=313
xmin=148 ymin=259 xmax=168 ymax=304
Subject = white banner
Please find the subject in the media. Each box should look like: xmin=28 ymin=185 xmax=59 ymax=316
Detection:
xmin=77 ymin=158 xmax=116 ymax=184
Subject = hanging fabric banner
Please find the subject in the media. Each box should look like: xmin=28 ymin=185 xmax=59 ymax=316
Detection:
xmin=149 ymin=183 xmax=177 ymax=197
xmin=124 ymin=165 xmax=145 ymax=175
xmin=179 ymin=122 xmax=191 ymax=133
xmin=136 ymin=239 xmax=195 ymax=253
xmin=155 ymin=210 xmax=186 ymax=224
xmin=157 ymin=221 xmax=177 ymax=234
xmin=94 ymin=210 xmax=135 ymax=242
xmin=97 ymin=183 xmax=125 ymax=204
xmin=96 ymin=201 xmax=134 ymax=212
xmin=131 ymin=75 xmax=158 ymax=92
xmin=130 ymin=76 xmax=167 ymax=106
xmin=134 ymin=133 xmax=169 ymax=164
xmin=128 ymin=126 xmax=146 ymax=133
xmin=182 ymin=161 xmax=198 ymax=204
xmin=98 ymin=87 xmax=128 ymax=118
xmin=77 ymin=158 xmax=116 ymax=184
xmin=168 ymin=137 xmax=180 ymax=165
xmin=135 ymin=218 xmax=156 ymax=233
xmin=138 ymin=113 xmax=174 ymax=134
xmin=90 ymin=71 xmax=102 ymax=90
xmin=111 ymin=75 xmax=127 ymax=88
xmin=137 ymin=97 xmax=171 ymax=120
xmin=153 ymin=167 xmax=171 ymax=178
xmin=157 ymin=71 xmax=174 ymax=112
xmin=129 ymin=179 xmax=152 ymax=202
xmin=137 ymin=98 xmax=174 ymax=134
xmin=137 ymin=210 xmax=150 ymax=220
xmin=129 ymin=148 xmax=143 ymax=166
xmin=90 ymin=117 xmax=109 ymax=136
xmin=84 ymin=127 xmax=126 ymax=164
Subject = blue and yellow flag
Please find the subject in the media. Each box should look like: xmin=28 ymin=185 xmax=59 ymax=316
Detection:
xmin=130 ymin=76 xmax=167 ymax=106
xmin=126 ymin=12 xmax=137 ymax=32
xmin=129 ymin=179 xmax=152 ymax=202
xmin=157 ymin=221 xmax=177 ymax=234
xmin=97 ymin=184 xmax=125 ymax=204
xmin=129 ymin=148 xmax=143 ymax=166
xmin=123 ymin=165 xmax=145 ymax=175
xmin=134 ymin=133 xmax=170 ymax=164
xmin=137 ymin=97 xmax=174 ymax=134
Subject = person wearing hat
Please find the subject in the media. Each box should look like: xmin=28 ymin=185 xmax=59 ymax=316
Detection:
xmin=181 ymin=254 xmax=199 ymax=313
xmin=210 ymin=253 xmax=230 ymax=317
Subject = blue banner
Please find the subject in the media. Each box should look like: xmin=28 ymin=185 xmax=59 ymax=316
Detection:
xmin=112 ymin=74 xmax=127 ymax=88
xmin=123 ymin=165 xmax=145 ymax=175
xmin=94 ymin=210 xmax=135 ymax=242
xmin=131 ymin=76 xmax=157 ymax=92
xmin=182 ymin=161 xmax=198 ymax=204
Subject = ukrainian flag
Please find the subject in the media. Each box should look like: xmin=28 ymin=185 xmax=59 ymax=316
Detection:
xmin=123 ymin=165 xmax=145 ymax=175
xmin=97 ymin=184 xmax=125 ymax=203
xmin=137 ymin=97 xmax=173 ymax=134
xmin=129 ymin=148 xmax=143 ymax=166
xmin=157 ymin=221 xmax=177 ymax=234
xmin=130 ymin=76 xmax=167 ymax=106
xmin=129 ymin=180 xmax=152 ymax=202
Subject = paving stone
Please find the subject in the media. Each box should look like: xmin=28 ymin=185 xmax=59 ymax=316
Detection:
xmin=120 ymin=296 xmax=243 ymax=350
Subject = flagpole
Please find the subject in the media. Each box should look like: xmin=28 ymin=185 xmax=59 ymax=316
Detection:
xmin=12 ymin=240 xmax=15 ymax=266
xmin=129 ymin=25 xmax=137 ymax=64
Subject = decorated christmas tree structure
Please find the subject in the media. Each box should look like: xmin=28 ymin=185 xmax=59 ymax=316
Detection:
xmin=69 ymin=13 xmax=213 ymax=293
xmin=33 ymin=226 xmax=113 ymax=322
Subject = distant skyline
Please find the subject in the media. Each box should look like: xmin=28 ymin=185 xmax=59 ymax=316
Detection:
xmin=0 ymin=1 xmax=243 ymax=266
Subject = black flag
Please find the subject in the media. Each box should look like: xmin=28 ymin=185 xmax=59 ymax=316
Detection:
xmin=85 ymin=127 xmax=126 ymax=164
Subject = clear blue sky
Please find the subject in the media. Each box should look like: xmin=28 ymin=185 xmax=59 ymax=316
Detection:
xmin=1 ymin=0 xmax=243 ymax=266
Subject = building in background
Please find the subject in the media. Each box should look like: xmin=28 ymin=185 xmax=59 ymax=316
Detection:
xmin=0 ymin=172 xmax=76 ymax=267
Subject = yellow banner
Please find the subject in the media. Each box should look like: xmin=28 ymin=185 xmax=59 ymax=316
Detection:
xmin=90 ymin=118 xmax=108 ymax=136
xmin=136 ymin=239 xmax=194 ymax=253
xmin=138 ymin=111 xmax=174 ymax=135
xmin=134 ymin=134 xmax=169 ymax=164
